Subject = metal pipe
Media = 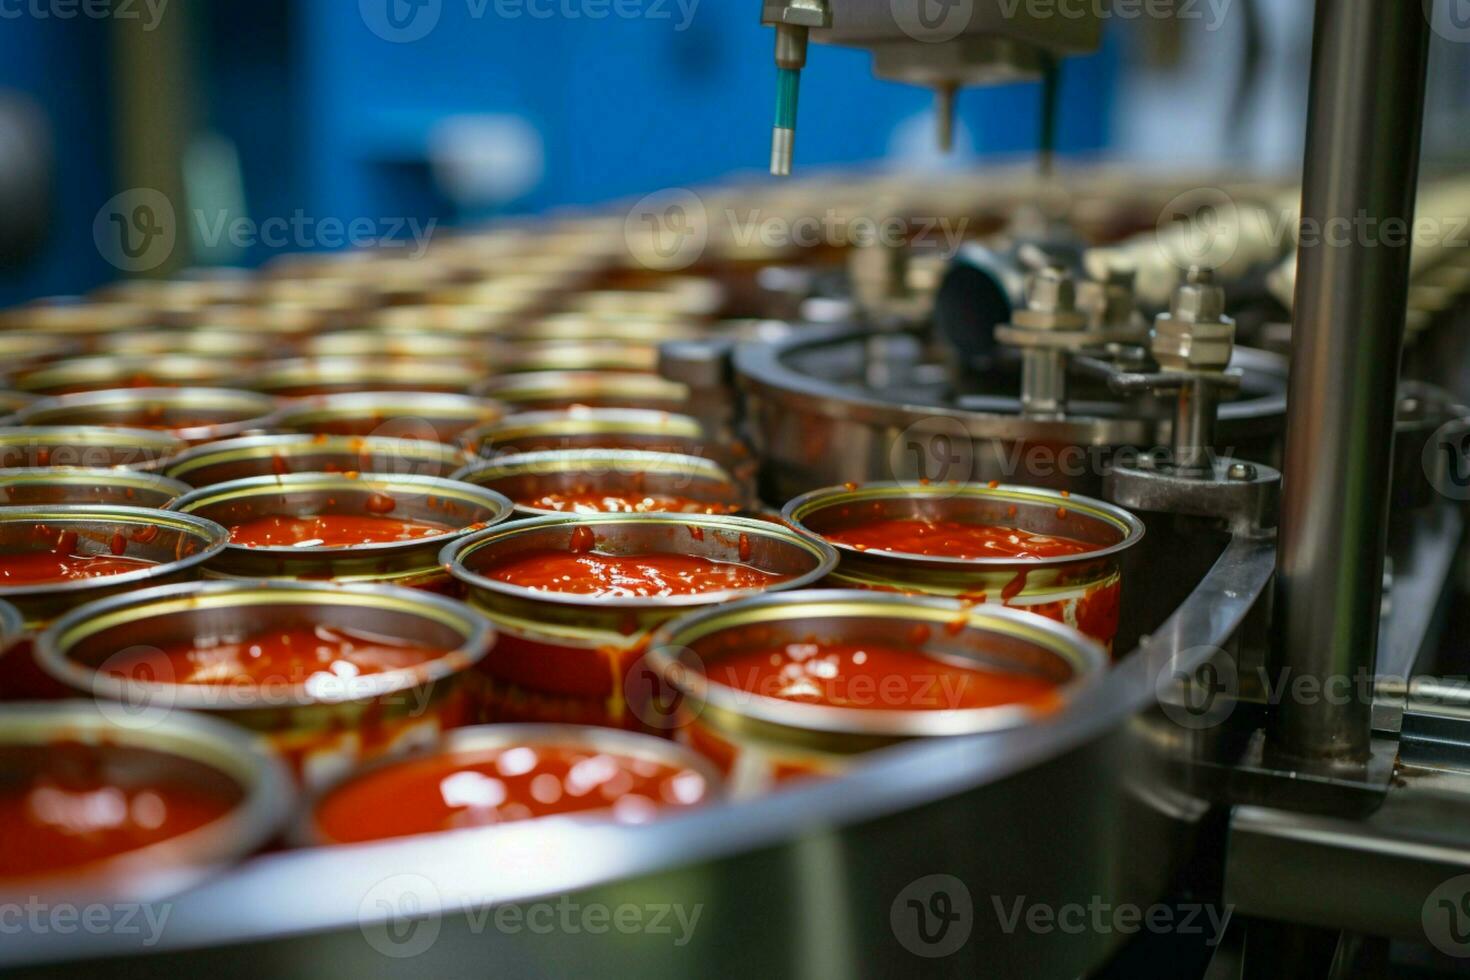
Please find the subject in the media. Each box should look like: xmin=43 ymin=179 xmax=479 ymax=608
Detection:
xmin=1272 ymin=0 xmax=1430 ymax=764
xmin=1172 ymin=378 xmax=1217 ymax=476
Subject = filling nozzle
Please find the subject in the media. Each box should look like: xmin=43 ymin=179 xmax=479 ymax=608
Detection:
xmin=764 ymin=0 xmax=830 ymax=177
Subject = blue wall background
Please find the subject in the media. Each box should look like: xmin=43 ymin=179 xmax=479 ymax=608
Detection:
xmin=0 ymin=0 xmax=1118 ymax=305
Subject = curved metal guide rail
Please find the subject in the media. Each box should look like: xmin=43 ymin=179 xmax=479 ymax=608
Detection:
xmin=7 ymin=531 xmax=1275 ymax=977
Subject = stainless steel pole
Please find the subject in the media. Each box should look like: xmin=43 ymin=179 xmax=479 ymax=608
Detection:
xmin=1272 ymin=0 xmax=1431 ymax=764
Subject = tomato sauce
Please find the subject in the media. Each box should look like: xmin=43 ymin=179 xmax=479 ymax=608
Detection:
xmin=482 ymin=549 xmax=787 ymax=597
xmin=523 ymin=491 xmax=738 ymax=516
xmin=709 ymin=642 xmax=1059 ymax=710
xmin=100 ymin=625 xmax=449 ymax=690
xmin=822 ymin=518 xmax=1099 ymax=560
xmin=228 ymin=514 xmax=452 ymax=548
xmin=0 ymin=742 xmax=241 ymax=878
xmin=0 ymin=527 xmax=155 ymax=585
xmin=313 ymin=742 xmax=711 ymax=843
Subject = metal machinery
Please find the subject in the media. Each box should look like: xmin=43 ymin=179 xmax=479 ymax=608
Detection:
xmin=8 ymin=2 xmax=1470 ymax=978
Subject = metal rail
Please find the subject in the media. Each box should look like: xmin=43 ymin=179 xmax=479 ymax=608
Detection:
xmin=1273 ymin=0 xmax=1432 ymax=766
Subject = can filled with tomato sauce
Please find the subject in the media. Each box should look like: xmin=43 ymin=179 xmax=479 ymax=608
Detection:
xmin=250 ymin=358 xmax=483 ymax=398
xmin=298 ymin=723 xmax=721 ymax=845
xmin=37 ymin=581 xmax=493 ymax=789
xmin=452 ymin=450 xmax=745 ymax=518
xmin=473 ymin=371 xmax=689 ymax=414
xmin=272 ymin=391 xmax=505 ymax=446
xmin=443 ymin=514 xmax=836 ymax=731
xmin=163 ymin=434 xmax=470 ymax=487
xmin=0 ymin=468 xmax=190 ymax=509
xmin=0 ymin=426 xmax=185 ymax=473
xmin=11 ymin=355 xmax=252 ymax=396
xmin=0 ymin=506 xmax=229 ymax=701
xmin=168 ymin=473 xmax=513 ymax=591
xmin=461 ymin=408 xmax=713 ymax=460
xmin=0 ymin=701 xmax=292 ymax=903
xmin=648 ymin=590 xmax=1104 ymax=795
xmin=782 ymin=483 xmax=1145 ymax=651
xmin=13 ymin=388 xmax=282 ymax=445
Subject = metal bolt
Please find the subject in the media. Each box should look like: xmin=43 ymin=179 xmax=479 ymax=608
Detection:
xmin=1228 ymin=462 xmax=1258 ymax=482
xmin=1026 ymin=266 xmax=1076 ymax=314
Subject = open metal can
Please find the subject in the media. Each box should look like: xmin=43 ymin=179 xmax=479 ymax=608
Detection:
xmin=0 ymin=333 xmax=82 ymax=375
xmin=452 ymin=450 xmax=745 ymax=517
xmin=271 ymin=391 xmax=505 ymax=445
xmin=442 ymin=513 xmax=836 ymax=730
xmin=473 ymin=370 xmax=689 ymax=414
xmin=646 ymin=590 xmax=1105 ymax=795
xmin=0 ymin=701 xmax=293 ymax=903
xmin=0 ymin=426 xmax=185 ymax=472
xmin=460 ymin=407 xmax=713 ymax=459
xmin=250 ymin=358 xmax=483 ymax=398
xmin=11 ymin=355 xmax=252 ymax=396
xmin=0 ymin=468 xmax=190 ymax=508
xmin=37 ymin=581 xmax=493 ymax=789
xmin=97 ymin=328 xmax=282 ymax=361
xmin=302 ymin=331 xmax=498 ymax=368
xmin=0 ymin=505 xmax=230 ymax=700
xmin=169 ymin=473 xmax=513 ymax=589
xmin=782 ymin=482 xmax=1145 ymax=650
xmin=164 ymin=433 xmax=469 ymax=487
xmin=13 ymin=388 xmax=282 ymax=445
xmin=496 ymin=341 xmax=660 ymax=375
xmin=297 ymin=723 xmax=722 ymax=845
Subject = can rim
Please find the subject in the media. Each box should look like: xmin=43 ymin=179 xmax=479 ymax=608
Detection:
xmin=0 ymin=467 xmax=191 ymax=501
xmin=36 ymin=579 xmax=495 ymax=711
xmin=0 ymin=700 xmax=294 ymax=904
xmin=0 ymin=505 xmax=230 ymax=599
xmin=442 ymin=512 xmax=838 ymax=610
xmin=13 ymin=387 xmax=283 ymax=442
xmin=294 ymin=722 xmax=725 ymax=847
xmin=163 ymin=433 xmax=469 ymax=483
xmin=781 ymin=481 xmax=1146 ymax=569
xmin=0 ymin=424 xmax=186 ymax=460
xmin=272 ymin=390 xmax=506 ymax=429
xmin=451 ymin=449 xmax=737 ymax=511
xmin=168 ymin=472 xmax=514 ymax=557
xmin=647 ymin=589 xmax=1108 ymax=737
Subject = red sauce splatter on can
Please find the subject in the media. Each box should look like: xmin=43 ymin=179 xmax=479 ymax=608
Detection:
xmin=568 ymin=525 xmax=596 ymax=554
